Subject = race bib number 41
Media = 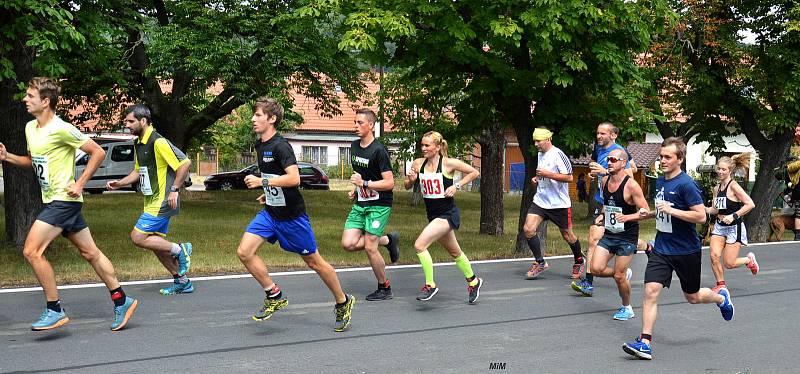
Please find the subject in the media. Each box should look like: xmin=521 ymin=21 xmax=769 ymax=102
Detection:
xmin=262 ymin=173 xmax=286 ymax=207
xmin=655 ymin=200 xmax=673 ymax=233
xmin=31 ymin=155 xmax=50 ymax=191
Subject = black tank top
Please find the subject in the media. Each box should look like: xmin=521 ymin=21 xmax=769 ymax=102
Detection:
xmin=420 ymin=157 xmax=455 ymax=217
xmin=715 ymin=180 xmax=743 ymax=226
xmin=602 ymin=175 xmax=639 ymax=243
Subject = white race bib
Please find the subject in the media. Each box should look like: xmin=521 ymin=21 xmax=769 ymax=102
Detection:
xmin=419 ymin=172 xmax=445 ymax=199
xmin=139 ymin=166 xmax=153 ymax=196
xmin=262 ymin=173 xmax=286 ymax=207
xmin=655 ymin=199 xmax=673 ymax=233
xmin=715 ymin=196 xmax=727 ymax=210
xmin=31 ymin=155 xmax=50 ymax=191
xmin=604 ymin=205 xmax=624 ymax=233
xmin=356 ymin=183 xmax=379 ymax=202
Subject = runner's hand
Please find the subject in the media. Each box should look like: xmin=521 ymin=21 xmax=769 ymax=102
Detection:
xmin=347 ymin=190 xmax=355 ymax=201
xmin=350 ymin=172 xmax=363 ymax=187
xmin=66 ymin=181 xmax=83 ymax=198
xmin=107 ymin=180 xmax=121 ymax=190
xmin=589 ymin=162 xmax=606 ymax=175
xmin=531 ymin=176 xmax=539 ymax=185
xmin=168 ymin=191 xmax=179 ymax=209
xmin=257 ymin=194 xmax=266 ymax=205
xmin=721 ymin=215 xmax=734 ymax=225
xmin=244 ymin=174 xmax=262 ymax=189
xmin=407 ymin=168 xmax=418 ymax=182
xmin=444 ymin=185 xmax=457 ymax=198
xmin=638 ymin=207 xmax=650 ymax=217
xmin=0 ymin=143 xmax=6 ymax=161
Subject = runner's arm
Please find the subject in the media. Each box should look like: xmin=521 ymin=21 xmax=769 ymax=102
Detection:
xmin=108 ymin=169 xmax=140 ymax=189
xmin=446 ymin=157 xmax=480 ymax=187
xmin=729 ymin=181 xmax=755 ymax=217
xmin=0 ymin=143 xmax=32 ymax=168
xmin=368 ymin=170 xmax=395 ymax=191
xmin=403 ymin=159 xmax=422 ymax=190
xmin=664 ymin=203 xmax=706 ymax=224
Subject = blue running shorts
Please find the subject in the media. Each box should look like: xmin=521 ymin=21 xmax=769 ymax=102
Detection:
xmin=246 ymin=210 xmax=317 ymax=255
xmin=134 ymin=213 xmax=171 ymax=236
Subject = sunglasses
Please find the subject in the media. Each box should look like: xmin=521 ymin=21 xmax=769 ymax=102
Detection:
xmin=608 ymin=156 xmax=623 ymax=163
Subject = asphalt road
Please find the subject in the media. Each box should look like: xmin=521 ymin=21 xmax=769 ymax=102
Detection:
xmin=0 ymin=242 xmax=798 ymax=373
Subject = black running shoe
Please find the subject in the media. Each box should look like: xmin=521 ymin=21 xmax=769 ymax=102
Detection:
xmin=386 ymin=232 xmax=400 ymax=264
xmin=467 ymin=278 xmax=483 ymax=304
xmin=365 ymin=287 xmax=393 ymax=301
xmin=416 ymin=285 xmax=438 ymax=301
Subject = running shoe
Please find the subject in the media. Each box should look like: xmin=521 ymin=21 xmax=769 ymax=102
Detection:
xmin=570 ymin=279 xmax=594 ymax=297
xmin=31 ymin=308 xmax=70 ymax=331
xmin=711 ymin=284 xmax=727 ymax=293
xmin=111 ymin=297 xmax=139 ymax=331
xmin=746 ymin=252 xmax=759 ymax=276
xmin=525 ymin=262 xmax=549 ymax=279
xmin=176 ymin=242 xmax=192 ymax=276
xmin=252 ymin=297 xmax=288 ymax=321
xmin=622 ymin=337 xmax=652 ymax=360
xmin=717 ymin=287 xmax=734 ymax=321
xmin=416 ymin=285 xmax=438 ymax=301
xmin=626 ymin=268 xmax=633 ymax=281
xmin=467 ymin=278 xmax=483 ymax=304
xmin=613 ymin=306 xmax=635 ymax=321
xmin=386 ymin=232 xmax=400 ymax=264
xmin=159 ymin=279 xmax=194 ymax=295
xmin=571 ymin=261 xmax=586 ymax=280
xmin=334 ymin=294 xmax=355 ymax=332
xmin=366 ymin=287 xmax=393 ymax=301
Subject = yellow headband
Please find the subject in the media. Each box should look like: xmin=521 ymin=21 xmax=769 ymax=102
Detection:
xmin=532 ymin=128 xmax=553 ymax=141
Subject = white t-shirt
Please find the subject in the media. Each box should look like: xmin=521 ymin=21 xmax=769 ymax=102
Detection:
xmin=533 ymin=146 xmax=573 ymax=209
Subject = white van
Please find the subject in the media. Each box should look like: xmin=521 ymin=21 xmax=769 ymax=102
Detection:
xmin=76 ymin=140 xmax=191 ymax=194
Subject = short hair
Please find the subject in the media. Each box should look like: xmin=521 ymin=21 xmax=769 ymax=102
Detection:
xmin=253 ymin=97 xmax=284 ymax=127
xmin=355 ymin=108 xmax=377 ymax=125
xmin=661 ymin=137 xmax=686 ymax=161
xmin=27 ymin=77 xmax=60 ymax=110
xmin=124 ymin=104 xmax=152 ymax=123
xmin=598 ymin=121 xmax=619 ymax=135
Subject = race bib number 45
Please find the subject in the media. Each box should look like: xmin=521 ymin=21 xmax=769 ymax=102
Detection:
xmin=31 ymin=155 xmax=50 ymax=191
xmin=262 ymin=173 xmax=286 ymax=207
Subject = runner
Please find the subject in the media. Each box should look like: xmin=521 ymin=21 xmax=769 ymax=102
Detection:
xmin=705 ymin=154 xmax=758 ymax=293
xmin=341 ymin=109 xmax=400 ymax=301
xmin=622 ymin=137 xmax=734 ymax=360
xmin=403 ymin=131 xmax=483 ymax=303
xmin=523 ymin=128 xmax=584 ymax=279
xmin=237 ymin=97 xmax=354 ymax=332
xmin=107 ymin=104 xmax=194 ymax=295
xmin=576 ymin=149 xmax=648 ymax=321
xmin=787 ymin=120 xmax=800 ymax=240
xmin=0 ymin=77 xmax=138 ymax=331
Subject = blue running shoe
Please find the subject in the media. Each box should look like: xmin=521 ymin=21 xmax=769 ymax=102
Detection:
xmin=717 ymin=287 xmax=734 ymax=321
xmin=570 ymin=279 xmax=594 ymax=297
xmin=176 ymin=242 xmax=192 ymax=276
xmin=111 ymin=297 xmax=139 ymax=331
xmin=613 ymin=306 xmax=635 ymax=321
xmin=160 ymin=280 xmax=194 ymax=295
xmin=31 ymin=308 xmax=70 ymax=331
xmin=622 ymin=337 xmax=652 ymax=360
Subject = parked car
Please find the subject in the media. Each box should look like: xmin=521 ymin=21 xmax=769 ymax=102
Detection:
xmin=204 ymin=162 xmax=329 ymax=190
xmin=76 ymin=140 xmax=192 ymax=194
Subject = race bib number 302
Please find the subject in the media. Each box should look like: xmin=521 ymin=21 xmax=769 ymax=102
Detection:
xmin=31 ymin=155 xmax=50 ymax=191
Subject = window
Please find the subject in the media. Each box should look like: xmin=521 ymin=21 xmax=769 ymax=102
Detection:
xmin=299 ymin=166 xmax=316 ymax=176
xmin=111 ymin=145 xmax=134 ymax=162
xmin=301 ymin=146 xmax=327 ymax=165
xmin=339 ymin=147 xmax=350 ymax=165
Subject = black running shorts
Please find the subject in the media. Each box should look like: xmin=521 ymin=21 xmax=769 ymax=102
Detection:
xmin=36 ymin=201 xmax=88 ymax=237
xmin=644 ymin=250 xmax=702 ymax=294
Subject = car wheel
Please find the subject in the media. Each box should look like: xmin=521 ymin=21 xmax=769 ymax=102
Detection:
xmin=220 ymin=181 xmax=234 ymax=191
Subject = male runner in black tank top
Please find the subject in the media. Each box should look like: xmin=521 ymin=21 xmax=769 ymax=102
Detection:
xmin=576 ymin=149 xmax=649 ymax=321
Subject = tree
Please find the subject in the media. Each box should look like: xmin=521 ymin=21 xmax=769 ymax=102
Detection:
xmin=0 ymin=1 xmax=85 ymax=247
xmin=333 ymin=0 xmax=671 ymax=250
xmin=642 ymin=0 xmax=800 ymax=242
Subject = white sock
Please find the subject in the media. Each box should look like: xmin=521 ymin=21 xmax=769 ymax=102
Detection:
xmin=170 ymin=243 xmax=182 ymax=256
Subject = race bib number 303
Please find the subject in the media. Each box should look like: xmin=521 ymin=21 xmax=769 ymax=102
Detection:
xmin=262 ymin=173 xmax=286 ymax=207
xmin=31 ymin=155 xmax=50 ymax=191
xmin=419 ymin=173 xmax=445 ymax=199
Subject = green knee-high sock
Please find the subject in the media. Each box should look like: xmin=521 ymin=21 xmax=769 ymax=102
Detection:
xmin=417 ymin=250 xmax=436 ymax=287
xmin=454 ymin=253 xmax=477 ymax=286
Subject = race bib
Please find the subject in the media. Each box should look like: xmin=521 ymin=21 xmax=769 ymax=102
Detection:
xmin=654 ymin=199 xmax=673 ymax=233
xmin=139 ymin=166 xmax=153 ymax=196
xmin=419 ymin=173 xmax=445 ymax=199
xmin=31 ymin=155 xmax=50 ymax=191
xmin=604 ymin=205 xmax=624 ymax=233
xmin=357 ymin=182 xmax=379 ymax=202
xmin=715 ymin=196 xmax=727 ymax=210
xmin=262 ymin=173 xmax=286 ymax=207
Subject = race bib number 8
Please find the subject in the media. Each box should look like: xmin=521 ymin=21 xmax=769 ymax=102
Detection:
xmin=31 ymin=155 xmax=51 ymax=191
xmin=419 ymin=173 xmax=445 ymax=199
xmin=604 ymin=205 xmax=624 ymax=233
xmin=262 ymin=173 xmax=286 ymax=206
xmin=139 ymin=167 xmax=153 ymax=195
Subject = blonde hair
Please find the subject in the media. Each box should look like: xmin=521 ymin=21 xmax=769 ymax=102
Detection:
xmin=717 ymin=153 xmax=750 ymax=174
xmin=422 ymin=131 xmax=448 ymax=157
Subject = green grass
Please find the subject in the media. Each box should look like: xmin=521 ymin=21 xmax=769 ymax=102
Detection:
xmin=0 ymin=189 xmax=658 ymax=287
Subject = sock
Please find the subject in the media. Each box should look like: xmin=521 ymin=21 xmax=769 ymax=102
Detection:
xmin=641 ymin=333 xmax=652 ymax=342
xmin=585 ymin=273 xmax=594 ymax=284
xmin=170 ymin=243 xmax=182 ymax=256
xmin=265 ymin=284 xmax=282 ymax=299
xmin=527 ymin=236 xmax=543 ymax=262
xmin=454 ymin=253 xmax=476 ymax=281
xmin=335 ymin=296 xmax=350 ymax=308
xmin=382 ymin=280 xmax=391 ymax=289
xmin=466 ymin=275 xmax=479 ymax=287
xmin=46 ymin=300 xmax=62 ymax=313
xmin=716 ymin=280 xmax=726 ymax=287
xmin=417 ymin=250 xmax=436 ymax=288
xmin=569 ymin=240 xmax=583 ymax=262
xmin=110 ymin=287 xmax=126 ymax=307
xmin=176 ymin=274 xmax=189 ymax=284
xmin=623 ymin=304 xmax=632 ymax=310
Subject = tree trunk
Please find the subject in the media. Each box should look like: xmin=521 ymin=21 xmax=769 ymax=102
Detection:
xmin=477 ymin=123 xmax=506 ymax=235
xmin=510 ymin=106 xmax=546 ymax=253
xmin=745 ymin=131 xmax=793 ymax=242
xmin=0 ymin=38 xmax=45 ymax=248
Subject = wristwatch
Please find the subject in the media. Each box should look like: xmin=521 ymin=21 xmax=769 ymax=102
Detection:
xmin=262 ymin=178 xmax=270 ymax=188
xmin=454 ymin=182 xmax=462 ymax=190
xmin=732 ymin=212 xmax=740 ymax=220
xmin=170 ymin=186 xmax=179 ymax=192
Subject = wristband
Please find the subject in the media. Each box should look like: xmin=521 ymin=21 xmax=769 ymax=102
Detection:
xmin=170 ymin=186 xmax=179 ymax=192
xmin=732 ymin=212 xmax=739 ymax=220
